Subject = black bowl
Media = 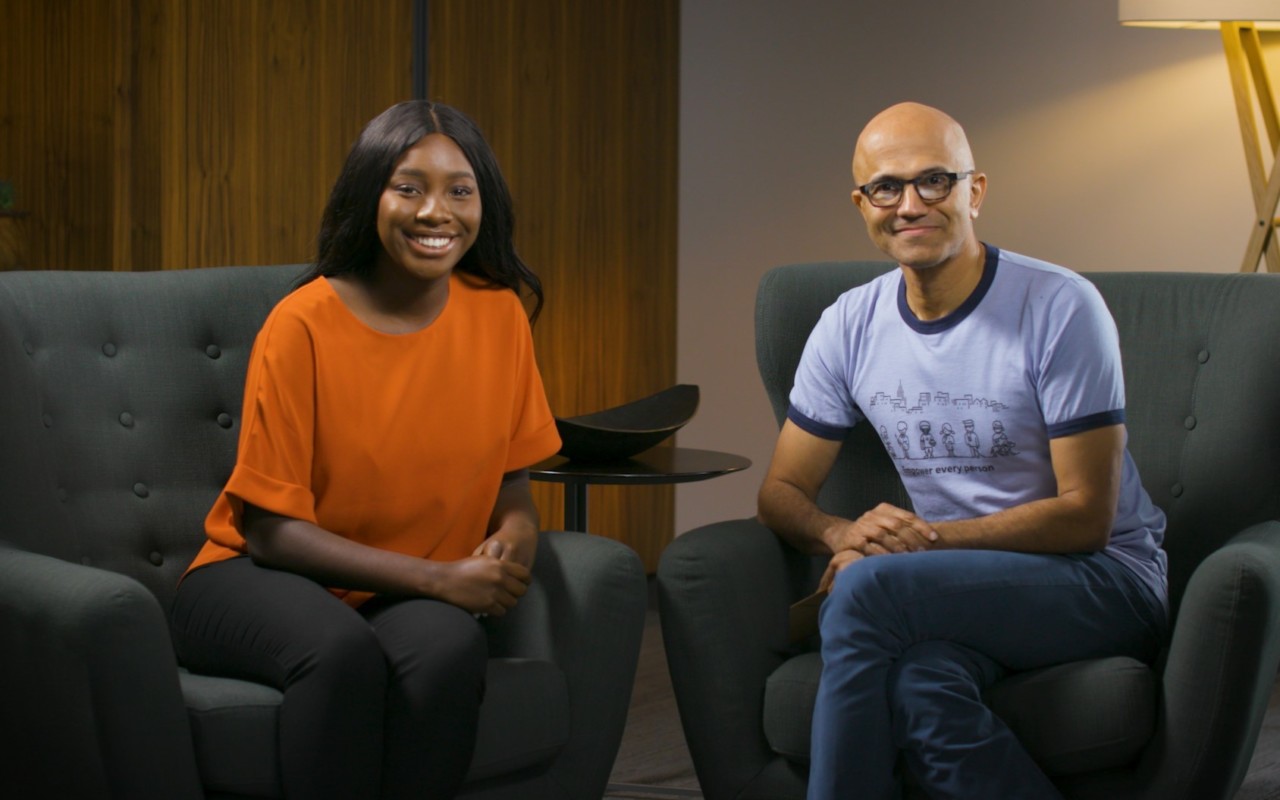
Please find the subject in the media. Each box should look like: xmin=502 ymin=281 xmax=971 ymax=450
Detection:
xmin=554 ymin=384 xmax=700 ymax=462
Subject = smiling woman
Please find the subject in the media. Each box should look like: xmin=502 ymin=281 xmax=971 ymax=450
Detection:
xmin=328 ymin=133 xmax=487 ymax=333
xmin=378 ymin=135 xmax=481 ymax=272
xmin=169 ymin=100 xmax=562 ymax=800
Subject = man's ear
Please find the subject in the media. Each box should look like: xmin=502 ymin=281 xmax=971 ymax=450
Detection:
xmin=968 ymin=172 xmax=987 ymax=220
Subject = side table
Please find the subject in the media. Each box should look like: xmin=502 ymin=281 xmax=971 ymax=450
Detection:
xmin=529 ymin=446 xmax=751 ymax=533
xmin=531 ymin=446 xmax=750 ymax=799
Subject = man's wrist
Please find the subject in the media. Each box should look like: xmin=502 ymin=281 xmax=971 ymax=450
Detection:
xmin=818 ymin=520 xmax=848 ymax=554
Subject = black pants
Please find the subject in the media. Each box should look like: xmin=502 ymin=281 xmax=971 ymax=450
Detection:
xmin=171 ymin=557 xmax=486 ymax=800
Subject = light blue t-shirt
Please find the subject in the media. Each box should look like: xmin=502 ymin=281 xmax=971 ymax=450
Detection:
xmin=788 ymin=244 xmax=1167 ymax=609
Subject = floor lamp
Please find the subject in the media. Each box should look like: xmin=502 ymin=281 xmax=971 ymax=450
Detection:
xmin=1120 ymin=0 xmax=1280 ymax=272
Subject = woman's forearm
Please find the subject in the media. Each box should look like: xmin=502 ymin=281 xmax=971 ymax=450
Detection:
xmin=242 ymin=504 xmax=442 ymax=596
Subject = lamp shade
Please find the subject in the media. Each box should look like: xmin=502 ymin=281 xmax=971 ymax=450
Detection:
xmin=1120 ymin=0 xmax=1280 ymax=28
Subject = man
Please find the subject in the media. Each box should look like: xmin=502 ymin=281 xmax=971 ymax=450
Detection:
xmin=756 ymin=102 xmax=1169 ymax=799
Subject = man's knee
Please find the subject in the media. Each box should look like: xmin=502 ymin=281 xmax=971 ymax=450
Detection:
xmin=888 ymin=642 xmax=1002 ymax=742
xmin=825 ymin=555 xmax=912 ymax=622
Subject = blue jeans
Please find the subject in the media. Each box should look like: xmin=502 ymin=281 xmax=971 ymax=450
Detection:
xmin=807 ymin=549 xmax=1167 ymax=800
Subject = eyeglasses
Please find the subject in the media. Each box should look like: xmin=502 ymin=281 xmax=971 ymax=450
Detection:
xmin=856 ymin=171 xmax=975 ymax=208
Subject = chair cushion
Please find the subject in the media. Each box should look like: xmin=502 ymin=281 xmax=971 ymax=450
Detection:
xmin=983 ymin=656 xmax=1156 ymax=776
xmin=179 ymin=657 xmax=569 ymax=796
xmin=179 ymin=671 xmax=283 ymax=797
xmin=466 ymin=658 xmax=570 ymax=781
xmin=762 ymin=652 xmax=1155 ymax=777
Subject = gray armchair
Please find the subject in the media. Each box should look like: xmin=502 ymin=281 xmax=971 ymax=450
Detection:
xmin=658 ymin=261 xmax=1280 ymax=800
xmin=0 ymin=265 xmax=647 ymax=799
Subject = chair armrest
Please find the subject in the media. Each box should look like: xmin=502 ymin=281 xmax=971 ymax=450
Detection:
xmin=484 ymin=530 xmax=647 ymax=800
xmin=1138 ymin=521 xmax=1280 ymax=800
xmin=0 ymin=543 xmax=203 ymax=799
xmin=656 ymin=518 xmax=822 ymax=800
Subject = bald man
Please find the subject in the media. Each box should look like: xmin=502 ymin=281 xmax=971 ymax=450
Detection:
xmin=756 ymin=103 xmax=1169 ymax=799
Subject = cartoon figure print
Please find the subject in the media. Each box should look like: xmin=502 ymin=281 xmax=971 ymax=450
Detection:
xmin=963 ymin=419 xmax=981 ymax=457
xmin=879 ymin=425 xmax=896 ymax=458
xmin=918 ymin=420 xmax=937 ymax=458
xmin=895 ymin=421 xmax=911 ymax=459
xmin=989 ymin=419 xmax=1018 ymax=457
xmin=868 ymin=385 xmax=1018 ymax=460
xmin=941 ymin=422 xmax=956 ymax=457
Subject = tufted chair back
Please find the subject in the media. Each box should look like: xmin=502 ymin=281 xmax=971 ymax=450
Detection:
xmin=755 ymin=262 xmax=1280 ymax=617
xmin=1089 ymin=272 xmax=1280 ymax=612
xmin=0 ymin=265 xmax=303 ymax=612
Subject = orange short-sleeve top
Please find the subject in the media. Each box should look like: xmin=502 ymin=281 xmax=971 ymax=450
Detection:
xmin=185 ymin=271 xmax=562 ymax=605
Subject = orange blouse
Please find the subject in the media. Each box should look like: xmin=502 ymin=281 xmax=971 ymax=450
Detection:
xmin=185 ymin=271 xmax=561 ymax=606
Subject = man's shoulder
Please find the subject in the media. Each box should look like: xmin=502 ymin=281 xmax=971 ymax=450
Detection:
xmin=829 ymin=267 xmax=900 ymax=316
xmin=994 ymin=247 xmax=1087 ymax=286
xmin=992 ymin=247 xmax=1103 ymax=307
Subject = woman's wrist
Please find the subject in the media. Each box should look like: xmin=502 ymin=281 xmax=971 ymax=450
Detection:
xmin=415 ymin=558 xmax=449 ymax=599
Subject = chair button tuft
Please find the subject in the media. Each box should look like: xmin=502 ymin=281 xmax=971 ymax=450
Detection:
xmin=42 ymin=414 xmax=53 ymax=428
xmin=133 ymin=482 xmax=150 ymax=498
xmin=206 ymin=344 xmax=222 ymax=359
xmin=1184 ymin=416 xmax=1197 ymax=430
xmin=119 ymin=411 xmax=134 ymax=428
xmin=102 ymin=342 xmax=117 ymax=357
xmin=149 ymin=551 xmax=164 ymax=566
xmin=217 ymin=413 xmax=233 ymax=429
xmin=1171 ymin=483 xmax=1184 ymax=497
xmin=1197 ymin=349 xmax=1210 ymax=364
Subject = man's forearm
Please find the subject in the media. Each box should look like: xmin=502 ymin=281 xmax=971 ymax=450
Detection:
xmin=757 ymin=478 xmax=842 ymax=555
xmin=932 ymin=492 xmax=1111 ymax=554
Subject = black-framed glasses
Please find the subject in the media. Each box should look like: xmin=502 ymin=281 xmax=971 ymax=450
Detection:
xmin=856 ymin=170 xmax=975 ymax=208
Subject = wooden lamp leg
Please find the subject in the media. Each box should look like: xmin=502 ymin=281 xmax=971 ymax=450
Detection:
xmin=1222 ymin=21 xmax=1280 ymax=273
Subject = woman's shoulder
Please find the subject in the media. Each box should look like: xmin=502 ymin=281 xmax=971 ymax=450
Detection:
xmin=274 ymin=276 xmax=342 ymax=315
xmin=256 ymin=278 xmax=348 ymax=344
xmin=451 ymin=271 xmax=528 ymax=319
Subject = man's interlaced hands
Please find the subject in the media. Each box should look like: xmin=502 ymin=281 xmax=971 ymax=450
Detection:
xmin=817 ymin=503 xmax=938 ymax=593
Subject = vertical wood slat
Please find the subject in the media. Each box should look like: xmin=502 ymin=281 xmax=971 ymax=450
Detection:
xmin=111 ymin=0 xmax=135 ymax=270
xmin=0 ymin=0 xmax=120 ymax=270
xmin=1 ymin=0 xmax=414 ymax=272
xmin=0 ymin=1 xmax=30 ymax=270
xmin=428 ymin=0 xmax=680 ymax=570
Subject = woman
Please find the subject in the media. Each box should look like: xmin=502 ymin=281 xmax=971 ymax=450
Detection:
xmin=171 ymin=101 xmax=562 ymax=799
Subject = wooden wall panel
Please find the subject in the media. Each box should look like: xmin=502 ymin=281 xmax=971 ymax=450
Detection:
xmin=429 ymin=0 xmax=680 ymax=570
xmin=0 ymin=0 xmax=121 ymax=270
xmin=0 ymin=0 xmax=413 ymax=271
xmin=170 ymin=0 xmax=412 ymax=269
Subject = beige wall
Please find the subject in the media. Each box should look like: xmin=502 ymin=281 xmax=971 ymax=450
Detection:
xmin=676 ymin=1 xmax=1267 ymax=533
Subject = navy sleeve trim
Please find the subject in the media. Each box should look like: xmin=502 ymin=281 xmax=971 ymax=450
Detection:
xmin=787 ymin=406 xmax=850 ymax=440
xmin=1046 ymin=409 xmax=1125 ymax=439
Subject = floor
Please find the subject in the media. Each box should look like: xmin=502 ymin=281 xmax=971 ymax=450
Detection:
xmin=604 ymin=578 xmax=1280 ymax=800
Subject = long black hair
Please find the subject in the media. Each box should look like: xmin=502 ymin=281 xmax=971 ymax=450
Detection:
xmin=299 ymin=100 xmax=543 ymax=321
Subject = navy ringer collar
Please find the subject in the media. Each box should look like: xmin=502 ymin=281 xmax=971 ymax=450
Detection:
xmin=896 ymin=243 xmax=999 ymax=334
